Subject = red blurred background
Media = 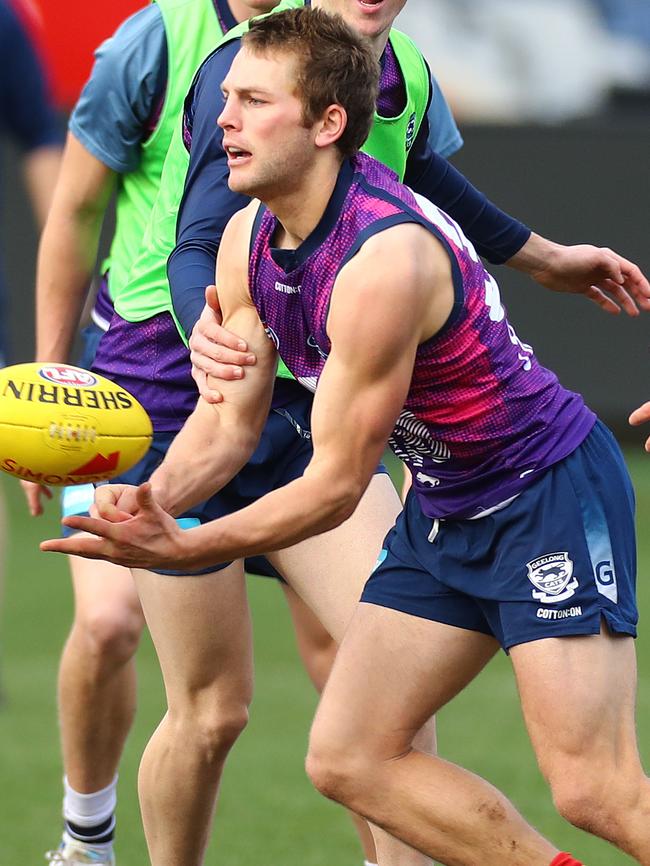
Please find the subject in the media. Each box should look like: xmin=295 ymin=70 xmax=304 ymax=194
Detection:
xmin=11 ymin=0 xmax=146 ymax=108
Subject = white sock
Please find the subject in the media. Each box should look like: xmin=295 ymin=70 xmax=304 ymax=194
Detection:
xmin=63 ymin=775 xmax=118 ymax=828
xmin=364 ymin=861 xmax=378 ymax=866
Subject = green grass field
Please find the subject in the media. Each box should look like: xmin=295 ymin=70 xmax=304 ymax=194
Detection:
xmin=0 ymin=450 xmax=648 ymax=866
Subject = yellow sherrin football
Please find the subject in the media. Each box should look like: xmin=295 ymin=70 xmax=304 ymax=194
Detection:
xmin=0 ymin=363 xmax=153 ymax=486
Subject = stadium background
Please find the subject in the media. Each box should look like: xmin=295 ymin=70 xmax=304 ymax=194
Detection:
xmin=0 ymin=1 xmax=649 ymax=864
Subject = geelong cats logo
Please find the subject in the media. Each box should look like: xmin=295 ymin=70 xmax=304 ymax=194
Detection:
xmin=405 ymin=112 xmax=417 ymax=151
xmin=526 ymin=552 xmax=578 ymax=603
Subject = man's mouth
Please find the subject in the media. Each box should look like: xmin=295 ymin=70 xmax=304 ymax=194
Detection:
xmin=226 ymin=146 xmax=252 ymax=165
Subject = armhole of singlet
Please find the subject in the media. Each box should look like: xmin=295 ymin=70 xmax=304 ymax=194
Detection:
xmin=249 ymin=202 xmax=268 ymax=258
xmin=247 ymin=202 xmax=269 ymax=305
xmin=333 ymin=209 xmax=465 ymax=341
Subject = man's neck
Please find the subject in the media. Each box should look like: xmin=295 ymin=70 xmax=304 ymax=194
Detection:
xmin=265 ymin=155 xmax=344 ymax=250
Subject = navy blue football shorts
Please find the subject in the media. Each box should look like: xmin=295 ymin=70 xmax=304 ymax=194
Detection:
xmin=362 ymin=420 xmax=637 ymax=651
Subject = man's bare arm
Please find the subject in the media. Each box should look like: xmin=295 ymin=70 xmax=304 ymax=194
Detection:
xmin=189 ymin=284 xmax=257 ymax=403
xmin=150 ymin=210 xmax=277 ymax=516
xmin=35 ymin=132 xmax=115 ymax=363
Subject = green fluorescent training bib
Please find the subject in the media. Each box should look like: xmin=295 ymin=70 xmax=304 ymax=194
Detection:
xmin=104 ymin=0 xmax=225 ymax=306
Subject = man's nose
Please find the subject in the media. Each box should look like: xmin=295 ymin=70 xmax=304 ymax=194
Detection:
xmin=217 ymin=96 xmax=238 ymax=130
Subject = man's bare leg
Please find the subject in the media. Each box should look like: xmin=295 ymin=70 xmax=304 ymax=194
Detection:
xmin=132 ymin=561 xmax=253 ymax=866
xmin=55 ymin=554 xmax=144 ymax=858
xmin=60 ymin=556 xmax=144 ymax=792
xmin=281 ymin=581 xmax=378 ymax=864
xmin=307 ymin=603 xmax=561 ymax=866
xmin=269 ymin=473 xmax=401 ymax=643
xmin=512 ymin=623 xmax=650 ymax=864
xmin=270 ymin=473 xmax=437 ymax=866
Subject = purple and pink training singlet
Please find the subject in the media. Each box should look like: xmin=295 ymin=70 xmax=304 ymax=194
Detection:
xmin=248 ymin=153 xmax=596 ymax=520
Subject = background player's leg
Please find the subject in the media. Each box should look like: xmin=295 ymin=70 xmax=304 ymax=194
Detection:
xmin=280 ymin=581 xmax=378 ymax=865
xmin=511 ymin=624 xmax=650 ymax=864
xmin=54 ymin=553 xmax=144 ymax=860
xmin=307 ymin=603 xmax=561 ymax=866
xmin=132 ymin=561 xmax=253 ymax=866
xmin=62 ymin=556 xmax=143 ymax=789
xmin=269 ymin=473 xmax=401 ymax=640
xmin=281 ymin=581 xmax=339 ymax=692
xmin=270 ymin=474 xmax=439 ymax=866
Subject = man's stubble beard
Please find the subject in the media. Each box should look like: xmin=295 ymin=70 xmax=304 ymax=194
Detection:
xmin=237 ymin=138 xmax=315 ymax=203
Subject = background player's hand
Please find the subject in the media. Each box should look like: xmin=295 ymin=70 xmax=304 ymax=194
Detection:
xmin=629 ymin=401 xmax=650 ymax=452
xmin=509 ymin=233 xmax=650 ymax=315
xmin=20 ymin=479 xmax=53 ymax=516
xmin=190 ymin=284 xmax=256 ymax=403
xmin=41 ymin=483 xmax=193 ymax=569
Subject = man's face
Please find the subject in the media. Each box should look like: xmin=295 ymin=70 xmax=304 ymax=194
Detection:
xmin=317 ymin=0 xmax=406 ymax=42
xmin=218 ymin=47 xmax=316 ymax=200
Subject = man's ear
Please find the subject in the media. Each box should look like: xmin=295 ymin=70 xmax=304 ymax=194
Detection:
xmin=314 ymin=104 xmax=347 ymax=149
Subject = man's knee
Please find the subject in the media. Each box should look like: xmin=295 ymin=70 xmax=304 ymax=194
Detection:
xmin=168 ymin=697 xmax=250 ymax=762
xmin=550 ymin=772 xmax=613 ymax=835
xmin=306 ymin=724 xmax=371 ymax=807
xmin=72 ymin=603 xmax=144 ymax=665
xmin=546 ymin=756 xmax=635 ymax=837
xmin=306 ymin=747 xmax=357 ymax=806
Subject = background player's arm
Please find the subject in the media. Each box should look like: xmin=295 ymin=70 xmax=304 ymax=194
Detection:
xmin=405 ymin=126 xmax=650 ymax=314
xmin=23 ymin=5 xmax=166 ymax=516
xmin=34 ymin=5 xmax=166 ymax=363
xmin=22 ymin=146 xmax=62 ymax=228
xmin=506 ymin=232 xmax=650 ymax=316
xmin=22 ymin=139 xmax=113 ymax=518
xmin=167 ymin=43 xmax=257 ymax=395
xmin=35 ymin=133 xmax=115 ymax=362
